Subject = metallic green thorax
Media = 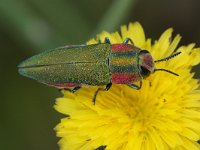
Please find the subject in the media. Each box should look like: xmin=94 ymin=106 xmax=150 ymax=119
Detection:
xmin=110 ymin=50 xmax=139 ymax=73
xmin=19 ymin=44 xmax=112 ymax=85
xmin=109 ymin=45 xmax=141 ymax=84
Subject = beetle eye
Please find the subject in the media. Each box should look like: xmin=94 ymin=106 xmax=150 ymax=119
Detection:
xmin=139 ymin=50 xmax=149 ymax=55
xmin=140 ymin=66 xmax=151 ymax=77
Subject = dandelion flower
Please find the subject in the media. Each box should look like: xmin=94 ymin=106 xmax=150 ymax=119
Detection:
xmin=54 ymin=22 xmax=200 ymax=150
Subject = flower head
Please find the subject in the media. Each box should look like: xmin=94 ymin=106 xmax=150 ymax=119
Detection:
xmin=54 ymin=22 xmax=200 ymax=150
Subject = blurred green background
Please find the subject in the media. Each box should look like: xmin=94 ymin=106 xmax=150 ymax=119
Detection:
xmin=0 ymin=0 xmax=200 ymax=149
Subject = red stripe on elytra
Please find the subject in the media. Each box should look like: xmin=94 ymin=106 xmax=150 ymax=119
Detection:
xmin=112 ymin=73 xmax=139 ymax=84
xmin=111 ymin=44 xmax=134 ymax=52
xmin=48 ymin=83 xmax=78 ymax=87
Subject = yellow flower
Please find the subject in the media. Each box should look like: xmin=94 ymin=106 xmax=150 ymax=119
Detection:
xmin=54 ymin=22 xmax=200 ymax=150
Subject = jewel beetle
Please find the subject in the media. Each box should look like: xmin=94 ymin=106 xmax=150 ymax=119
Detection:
xmin=18 ymin=38 xmax=181 ymax=103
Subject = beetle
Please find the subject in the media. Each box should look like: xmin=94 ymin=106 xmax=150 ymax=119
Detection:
xmin=18 ymin=38 xmax=181 ymax=103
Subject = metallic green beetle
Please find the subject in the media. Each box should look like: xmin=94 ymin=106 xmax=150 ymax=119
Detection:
xmin=18 ymin=38 xmax=181 ymax=103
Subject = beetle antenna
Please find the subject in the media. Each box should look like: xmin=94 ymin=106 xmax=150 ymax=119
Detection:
xmin=154 ymin=52 xmax=181 ymax=63
xmin=154 ymin=69 xmax=179 ymax=76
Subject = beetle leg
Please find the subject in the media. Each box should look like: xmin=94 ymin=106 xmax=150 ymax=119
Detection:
xmin=123 ymin=38 xmax=134 ymax=44
xmin=98 ymin=37 xmax=110 ymax=44
xmin=128 ymin=81 xmax=142 ymax=90
xmin=71 ymin=86 xmax=81 ymax=93
xmin=63 ymin=86 xmax=81 ymax=93
xmin=93 ymin=83 xmax=112 ymax=104
xmin=104 ymin=37 xmax=111 ymax=44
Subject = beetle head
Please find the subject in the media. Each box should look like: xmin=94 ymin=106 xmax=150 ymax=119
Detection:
xmin=139 ymin=50 xmax=155 ymax=78
xmin=139 ymin=50 xmax=181 ymax=78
